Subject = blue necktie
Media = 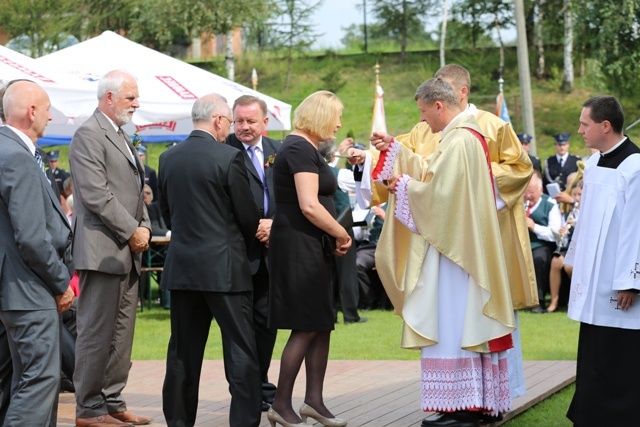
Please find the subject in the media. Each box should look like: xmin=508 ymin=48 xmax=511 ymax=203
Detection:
xmin=248 ymin=146 xmax=269 ymax=216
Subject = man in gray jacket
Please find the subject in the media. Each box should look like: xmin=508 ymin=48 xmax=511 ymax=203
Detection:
xmin=0 ymin=80 xmax=74 ymax=425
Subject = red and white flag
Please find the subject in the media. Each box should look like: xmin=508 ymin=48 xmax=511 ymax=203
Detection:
xmin=371 ymin=83 xmax=387 ymax=135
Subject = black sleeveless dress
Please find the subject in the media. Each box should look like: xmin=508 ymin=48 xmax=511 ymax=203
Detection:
xmin=268 ymin=135 xmax=337 ymax=331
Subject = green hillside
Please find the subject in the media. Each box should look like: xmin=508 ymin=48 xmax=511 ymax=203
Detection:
xmin=49 ymin=47 xmax=640 ymax=171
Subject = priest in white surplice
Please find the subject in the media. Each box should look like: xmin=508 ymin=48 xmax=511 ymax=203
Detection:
xmin=565 ymin=96 xmax=640 ymax=426
xmin=371 ymin=78 xmax=515 ymax=427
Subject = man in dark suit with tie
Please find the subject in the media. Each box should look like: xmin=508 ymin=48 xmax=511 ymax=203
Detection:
xmin=159 ymin=93 xmax=262 ymax=427
xmin=70 ymin=70 xmax=153 ymax=427
xmin=0 ymin=80 xmax=75 ymax=425
xmin=543 ymin=132 xmax=580 ymax=191
xmin=226 ymin=95 xmax=280 ymax=411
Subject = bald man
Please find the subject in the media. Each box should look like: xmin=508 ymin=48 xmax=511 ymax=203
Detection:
xmin=0 ymin=81 xmax=75 ymax=425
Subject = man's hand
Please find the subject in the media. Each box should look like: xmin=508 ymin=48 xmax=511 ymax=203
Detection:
xmin=371 ymin=205 xmax=386 ymax=220
xmin=256 ymin=218 xmax=272 ymax=244
xmin=618 ymin=290 xmax=637 ymax=311
xmin=337 ymin=137 xmax=354 ymax=155
xmin=128 ymin=226 xmax=151 ymax=253
xmin=335 ymin=233 xmax=352 ymax=256
xmin=55 ymin=286 xmax=75 ymax=313
xmin=526 ymin=217 xmax=535 ymax=231
xmin=554 ymin=192 xmax=573 ymax=204
xmin=385 ymin=175 xmax=401 ymax=194
xmin=370 ymin=131 xmax=394 ymax=151
xmin=346 ymin=148 xmax=366 ymax=166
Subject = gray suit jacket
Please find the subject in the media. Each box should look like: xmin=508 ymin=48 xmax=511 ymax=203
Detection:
xmin=69 ymin=109 xmax=150 ymax=275
xmin=0 ymin=127 xmax=72 ymax=310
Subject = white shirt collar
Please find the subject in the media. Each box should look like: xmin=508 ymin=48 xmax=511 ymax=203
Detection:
xmin=241 ymin=136 xmax=264 ymax=152
xmin=557 ymin=153 xmax=568 ymax=163
xmin=5 ymin=125 xmax=36 ymax=155
xmin=601 ymin=136 xmax=628 ymax=156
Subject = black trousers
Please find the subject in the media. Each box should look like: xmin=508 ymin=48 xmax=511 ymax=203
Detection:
xmin=163 ymin=290 xmax=262 ymax=427
xmin=251 ymin=257 xmax=277 ymax=394
xmin=568 ymin=322 xmax=640 ymax=426
xmin=532 ymin=245 xmax=553 ymax=308
xmin=333 ymin=229 xmax=360 ymax=322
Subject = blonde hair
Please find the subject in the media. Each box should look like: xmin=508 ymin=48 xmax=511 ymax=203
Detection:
xmin=293 ymin=91 xmax=343 ymax=141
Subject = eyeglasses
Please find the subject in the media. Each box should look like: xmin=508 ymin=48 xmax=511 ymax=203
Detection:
xmin=144 ymin=191 xmax=152 ymax=195
xmin=220 ymin=116 xmax=235 ymax=125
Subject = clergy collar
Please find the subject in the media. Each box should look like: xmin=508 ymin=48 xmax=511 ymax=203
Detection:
xmin=462 ymin=103 xmax=479 ymax=117
xmin=600 ymin=136 xmax=628 ymax=159
xmin=441 ymin=111 xmax=467 ymax=135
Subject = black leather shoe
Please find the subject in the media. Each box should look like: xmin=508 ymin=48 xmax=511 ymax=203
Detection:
xmin=345 ymin=317 xmax=368 ymax=324
xmin=421 ymin=411 xmax=480 ymax=427
xmin=261 ymin=401 xmax=271 ymax=412
xmin=479 ymin=412 xmax=503 ymax=423
xmin=530 ymin=306 xmax=547 ymax=314
xmin=60 ymin=377 xmax=75 ymax=393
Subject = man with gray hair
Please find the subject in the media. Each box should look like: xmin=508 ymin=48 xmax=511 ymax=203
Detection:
xmin=158 ymin=94 xmax=262 ymax=426
xmin=70 ymin=70 xmax=152 ymax=427
xmin=370 ymin=78 xmax=515 ymax=427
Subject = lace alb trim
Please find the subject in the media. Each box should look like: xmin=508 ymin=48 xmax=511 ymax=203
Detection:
xmin=371 ymin=138 xmax=400 ymax=182
xmin=394 ymin=174 xmax=417 ymax=233
xmin=421 ymin=353 xmax=511 ymax=416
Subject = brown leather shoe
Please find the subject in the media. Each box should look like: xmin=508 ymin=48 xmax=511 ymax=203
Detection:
xmin=75 ymin=414 xmax=132 ymax=427
xmin=109 ymin=411 xmax=153 ymax=425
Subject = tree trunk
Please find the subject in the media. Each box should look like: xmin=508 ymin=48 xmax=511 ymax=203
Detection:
xmin=535 ymin=0 xmax=545 ymax=79
xmin=400 ymin=0 xmax=407 ymax=63
xmin=561 ymin=0 xmax=574 ymax=93
xmin=225 ymin=30 xmax=235 ymax=82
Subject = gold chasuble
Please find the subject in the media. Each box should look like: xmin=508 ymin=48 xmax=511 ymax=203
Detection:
xmin=374 ymin=115 xmax=515 ymax=352
xmin=373 ymin=109 xmax=537 ymax=315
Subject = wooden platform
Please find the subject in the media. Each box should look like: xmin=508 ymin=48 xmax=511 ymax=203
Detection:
xmin=56 ymin=359 xmax=576 ymax=426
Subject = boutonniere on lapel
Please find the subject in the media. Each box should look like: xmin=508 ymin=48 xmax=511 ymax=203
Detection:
xmin=132 ymin=131 xmax=142 ymax=149
xmin=265 ymin=153 xmax=276 ymax=168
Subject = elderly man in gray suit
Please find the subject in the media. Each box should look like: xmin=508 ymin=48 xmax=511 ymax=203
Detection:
xmin=70 ymin=70 xmax=152 ymax=427
xmin=0 ymin=80 xmax=75 ymax=425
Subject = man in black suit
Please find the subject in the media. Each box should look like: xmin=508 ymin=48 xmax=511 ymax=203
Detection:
xmin=543 ymin=132 xmax=580 ymax=191
xmin=0 ymin=80 xmax=75 ymax=425
xmin=226 ymin=95 xmax=280 ymax=411
xmin=518 ymin=132 xmax=542 ymax=175
xmin=159 ymin=93 xmax=262 ymax=427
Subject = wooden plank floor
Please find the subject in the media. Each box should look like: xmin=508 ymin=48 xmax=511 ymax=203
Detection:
xmin=56 ymin=359 xmax=576 ymax=426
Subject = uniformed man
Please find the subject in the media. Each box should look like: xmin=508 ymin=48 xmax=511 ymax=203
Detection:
xmin=47 ymin=150 xmax=70 ymax=194
xmin=543 ymin=133 xmax=580 ymax=191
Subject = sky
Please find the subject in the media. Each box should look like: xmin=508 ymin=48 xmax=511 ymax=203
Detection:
xmin=312 ymin=0 xmax=364 ymax=49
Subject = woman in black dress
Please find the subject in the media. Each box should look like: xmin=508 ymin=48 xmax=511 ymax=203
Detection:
xmin=267 ymin=91 xmax=352 ymax=427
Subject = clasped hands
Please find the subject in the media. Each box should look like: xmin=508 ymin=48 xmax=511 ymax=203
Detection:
xmin=128 ymin=226 xmax=150 ymax=253
xmin=256 ymin=219 xmax=272 ymax=247
xmin=55 ymin=286 xmax=75 ymax=313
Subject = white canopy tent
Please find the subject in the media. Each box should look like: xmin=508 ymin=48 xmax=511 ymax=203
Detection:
xmin=0 ymin=44 xmax=96 ymax=139
xmin=34 ymin=31 xmax=291 ymax=145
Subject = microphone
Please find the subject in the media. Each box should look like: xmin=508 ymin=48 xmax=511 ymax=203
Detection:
xmin=524 ymin=200 xmax=530 ymax=217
